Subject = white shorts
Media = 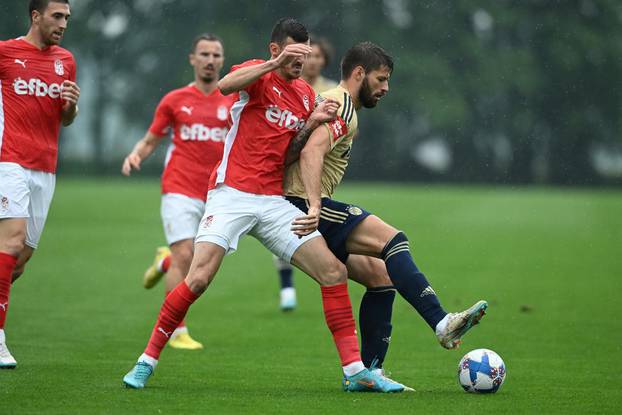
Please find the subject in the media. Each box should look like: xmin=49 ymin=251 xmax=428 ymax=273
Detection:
xmin=161 ymin=193 xmax=205 ymax=245
xmin=0 ymin=162 xmax=56 ymax=249
xmin=195 ymin=185 xmax=321 ymax=262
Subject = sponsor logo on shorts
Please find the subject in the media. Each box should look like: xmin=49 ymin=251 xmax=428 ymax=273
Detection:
xmin=0 ymin=196 xmax=8 ymax=212
xmin=347 ymin=206 xmax=363 ymax=216
xmin=201 ymin=215 xmax=214 ymax=228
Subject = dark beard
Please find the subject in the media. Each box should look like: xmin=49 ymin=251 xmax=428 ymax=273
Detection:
xmin=200 ymin=75 xmax=215 ymax=83
xmin=359 ymin=77 xmax=377 ymax=108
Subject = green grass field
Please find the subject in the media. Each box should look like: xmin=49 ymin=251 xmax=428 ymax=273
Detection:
xmin=1 ymin=179 xmax=621 ymax=414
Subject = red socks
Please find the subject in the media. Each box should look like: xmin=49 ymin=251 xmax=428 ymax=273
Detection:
xmin=164 ymin=290 xmax=186 ymax=329
xmin=321 ymin=283 xmax=361 ymax=366
xmin=0 ymin=252 xmax=18 ymax=329
xmin=160 ymin=255 xmax=171 ymax=273
xmin=145 ymin=282 xmax=198 ymax=359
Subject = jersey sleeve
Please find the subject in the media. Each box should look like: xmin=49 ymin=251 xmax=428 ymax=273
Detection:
xmin=320 ymin=89 xmax=355 ymax=150
xmin=229 ymin=59 xmax=267 ymax=97
xmin=148 ymin=94 xmax=174 ymax=136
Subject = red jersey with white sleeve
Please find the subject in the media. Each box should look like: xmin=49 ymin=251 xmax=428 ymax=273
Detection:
xmin=212 ymin=59 xmax=315 ymax=196
xmin=148 ymin=85 xmax=235 ymax=201
xmin=0 ymin=37 xmax=77 ymax=173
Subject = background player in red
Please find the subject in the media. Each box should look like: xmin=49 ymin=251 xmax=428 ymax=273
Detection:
xmin=122 ymin=33 xmax=235 ymax=350
xmin=122 ymin=18 xmax=404 ymax=392
xmin=0 ymin=0 xmax=80 ymax=368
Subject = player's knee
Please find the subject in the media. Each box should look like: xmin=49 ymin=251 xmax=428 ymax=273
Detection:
xmin=319 ymin=260 xmax=347 ymax=286
xmin=1 ymin=232 xmax=26 ymax=257
xmin=11 ymin=265 xmax=25 ymax=282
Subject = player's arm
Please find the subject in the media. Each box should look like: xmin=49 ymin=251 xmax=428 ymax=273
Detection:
xmin=121 ymin=131 xmax=166 ymax=176
xmin=290 ymin=126 xmax=332 ymax=237
xmin=284 ymin=98 xmax=340 ymax=166
xmin=61 ymin=80 xmax=80 ymax=126
xmin=218 ymin=44 xmax=312 ymax=95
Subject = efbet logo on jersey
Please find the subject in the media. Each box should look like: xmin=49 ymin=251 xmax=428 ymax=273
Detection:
xmin=265 ymin=105 xmax=305 ymax=131
xmin=13 ymin=78 xmax=62 ymax=99
xmin=179 ymin=124 xmax=228 ymax=142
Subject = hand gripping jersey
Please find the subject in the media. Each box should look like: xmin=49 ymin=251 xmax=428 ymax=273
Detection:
xmin=0 ymin=38 xmax=77 ymax=173
xmin=284 ymin=85 xmax=358 ymax=199
xmin=211 ymin=60 xmax=316 ymax=196
xmin=149 ymin=85 xmax=236 ymax=201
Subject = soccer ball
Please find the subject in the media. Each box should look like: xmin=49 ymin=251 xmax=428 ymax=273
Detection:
xmin=458 ymin=349 xmax=506 ymax=393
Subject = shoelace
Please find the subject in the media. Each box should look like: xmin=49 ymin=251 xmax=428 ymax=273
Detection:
xmin=134 ymin=362 xmax=153 ymax=380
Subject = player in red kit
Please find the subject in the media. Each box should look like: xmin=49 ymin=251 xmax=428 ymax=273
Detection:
xmin=122 ymin=34 xmax=236 ymax=351
xmin=0 ymin=0 xmax=79 ymax=368
xmin=122 ymin=18 xmax=404 ymax=393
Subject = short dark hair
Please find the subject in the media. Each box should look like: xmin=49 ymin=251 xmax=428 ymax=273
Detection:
xmin=341 ymin=42 xmax=394 ymax=80
xmin=270 ymin=18 xmax=309 ymax=46
xmin=29 ymin=0 xmax=69 ymax=19
xmin=310 ymin=36 xmax=335 ymax=66
xmin=191 ymin=33 xmax=224 ymax=54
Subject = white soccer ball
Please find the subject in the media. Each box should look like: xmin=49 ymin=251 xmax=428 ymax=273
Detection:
xmin=458 ymin=349 xmax=506 ymax=393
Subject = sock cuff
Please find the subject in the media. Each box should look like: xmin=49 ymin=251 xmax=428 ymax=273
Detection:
xmin=381 ymin=231 xmax=409 ymax=261
xmin=177 ymin=281 xmax=200 ymax=302
xmin=0 ymin=252 xmax=18 ymax=266
xmin=321 ymin=283 xmax=348 ymax=296
xmin=365 ymin=286 xmax=396 ymax=294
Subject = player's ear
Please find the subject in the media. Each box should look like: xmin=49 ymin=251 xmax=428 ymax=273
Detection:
xmin=353 ymin=66 xmax=365 ymax=82
xmin=31 ymin=10 xmax=41 ymax=25
xmin=269 ymin=42 xmax=281 ymax=58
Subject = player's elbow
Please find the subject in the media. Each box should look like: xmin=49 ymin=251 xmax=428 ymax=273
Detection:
xmin=218 ymin=78 xmax=235 ymax=95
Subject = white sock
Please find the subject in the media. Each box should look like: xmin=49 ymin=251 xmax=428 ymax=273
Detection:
xmin=343 ymin=361 xmax=366 ymax=377
xmin=0 ymin=329 xmax=5 ymax=344
xmin=435 ymin=314 xmax=450 ymax=336
xmin=138 ymin=353 xmax=158 ymax=368
xmin=172 ymin=326 xmax=188 ymax=338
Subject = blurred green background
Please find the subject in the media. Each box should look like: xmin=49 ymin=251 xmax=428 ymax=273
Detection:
xmin=3 ymin=0 xmax=622 ymax=185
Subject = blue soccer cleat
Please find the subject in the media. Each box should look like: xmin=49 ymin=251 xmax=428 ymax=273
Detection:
xmin=436 ymin=300 xmax=488 ymax=349
xmin=342 ymin=368 xmax=405 ymax=393
xmin=123 ymin=361 xmax=154 ymax=389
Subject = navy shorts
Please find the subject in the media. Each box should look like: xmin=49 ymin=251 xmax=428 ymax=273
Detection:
xmin=286 ymin=196 xmax=371 ymax=263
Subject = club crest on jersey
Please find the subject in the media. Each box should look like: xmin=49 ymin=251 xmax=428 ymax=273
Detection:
xmin=54 ymin=59 xmax=64 ymax=76
xmin=217 ymin=105 xmax=228 ymax=121
xmin=303 ymin=95 xmax=310 ymax=111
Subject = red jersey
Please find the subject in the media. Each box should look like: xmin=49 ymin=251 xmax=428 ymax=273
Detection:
xmin=0 ymin=37 xmax=76 ymax=173
xmin=212 ymin=60 xmax=315 ymax=195
xmin=149 ymin=85 xmax=235 ymax=201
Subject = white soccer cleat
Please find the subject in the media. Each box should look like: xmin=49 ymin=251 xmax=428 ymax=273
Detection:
xmin=0 ymin=342 xmax=17 ymax=369
xmin=436 ymin=300 xmax=488 ymax=350
xmin=279 ymin=287 xmax=297 ymax=311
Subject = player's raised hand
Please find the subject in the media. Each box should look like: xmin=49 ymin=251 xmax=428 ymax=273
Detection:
xmin=122 ymin=152 xmax=142 ymax=176
xmin=61 ymin=80 xmax=80 ymax=109
xmin=274 ymin=43 xmax=312 ymax=68
xmin=291 ymin=206 xmax=320 ymax=237
xmin=310 ymin=98 xmax=340 ymax=124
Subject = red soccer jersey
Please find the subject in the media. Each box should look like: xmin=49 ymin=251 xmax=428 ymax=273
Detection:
xmin=0 ymin=37 xmax=76 ymax=173
xmin=149 ymin=85 xmax=235 ymax=201
xmin=212 ymin=59 xmax=315 ymax=195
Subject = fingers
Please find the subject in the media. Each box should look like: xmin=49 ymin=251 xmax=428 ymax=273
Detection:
xmin=61 ymin=81 xmax=80 ymax=105
xmin=121 ymin=158 xmax=131 ymax=176
xmin=121 ymin=154 xmax=141 ymax=176
xmin=277 ymin=44 xmax=313 ymax=66
xmin=291 ymin=214 xmax=319 ymax=236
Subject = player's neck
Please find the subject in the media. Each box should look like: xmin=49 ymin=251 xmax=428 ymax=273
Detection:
xmin=23 ymin=28 xmax=50 ymax=50
xmin=340 ymin=80 xmax=362 ymax=110
xmin=192 ymin=79 xmax=218 ymax=96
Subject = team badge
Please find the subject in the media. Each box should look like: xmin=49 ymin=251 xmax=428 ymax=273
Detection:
xmin=217 ymin=105 xmax=228 ymax=121
xmin=0 ymin=196 xmax=8 ymax=212
xmin=347 ymin=206 xmax=363 ymax=216
xmin=303 ymin=95 xmax=310 ymax=111
xmin=54 ymin=59 xmax=64 ymax=76
xmin=201 ymin=215 xmax=214 ymax=228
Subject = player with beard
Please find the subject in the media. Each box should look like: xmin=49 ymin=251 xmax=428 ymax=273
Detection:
xmin=122 ymin=33 xmax=236 ymax=350
xmin=284 ymin=42 xmax=488 ymax=388
xmin=0 ymin=0 xmax=79 ymax=368
xmin=122 ymin=18 xmax=405 ymax=393
xmin=273 ymin=36 xmax=339 ymax=312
